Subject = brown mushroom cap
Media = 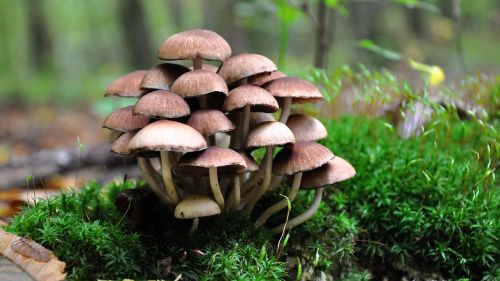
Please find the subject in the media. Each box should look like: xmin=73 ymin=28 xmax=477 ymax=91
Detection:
xmin=246 ymin=121 xmax=295 ymax=149
xmin=105 ymin=70 xmax=149 ymax=97
xmin=174 ymin=194 xmax=221 ymax=219
xmin=133 ymin=90 xmax=190 ymax=118
xmin=111 ymin=132 xmax=135 ymax=156
xmin=218 ymin=53 xmax=277 ymax=85
xmin=178 ymin=146 xmax=247 ymax=176
xmin=187 ymin=109 xmax=235 ymax=136
xmin=158 ymin=29 xmax=231 ymax=61
xmin=102 ymin=106 xmax=150 ymax=132
xmin=286 ymin=114 xmax=327 ymax=142
xmin=273 ymin=142 xmax=334 ymax=175
xmin=300 ymin=157 xmax=356 ymax=189
xmin=223 ymin=85 xmax=279 ymax=113
xmin=140 ymin=63 xmax=190 ymax=90
xmin=128 ymin=120 xmax=207 ymax=153
xmin=170 ymin=70 xmax=228 ymax=98
xmin=263 ymin=77 xmax=323 ymax=103
xmin=248 ymin=71 xmax=287 ymax=86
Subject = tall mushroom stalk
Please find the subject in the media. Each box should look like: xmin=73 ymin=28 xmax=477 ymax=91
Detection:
xmin=270 ymin=187 xmax=323 ymax=234
xmin=208 ymin=167 xmax=225 ymax=208
xmin=137 ymin=157 xmax=171 ymax=204
xmin=160 ymin=151 xmax=180 ymax=204
xmin=254 ymin=172 xmax=302 ymax=228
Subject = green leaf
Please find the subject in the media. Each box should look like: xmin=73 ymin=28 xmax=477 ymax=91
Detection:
xmin=358 ymin=39 xmax=402 ymax=61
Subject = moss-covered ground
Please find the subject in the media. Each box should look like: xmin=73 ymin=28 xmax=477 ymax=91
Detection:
xmin=3 ymin=112 xmax=499 ymax=280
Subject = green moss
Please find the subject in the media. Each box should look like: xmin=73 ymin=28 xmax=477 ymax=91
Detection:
xmin=322 ymin=114 xmax=499 ymax=279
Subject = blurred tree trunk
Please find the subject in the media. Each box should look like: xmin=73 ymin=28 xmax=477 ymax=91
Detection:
xmin=167 ymin=0 xmax=184 ymax=29
xmin=119 ymin=0 xmax=153 ymax=68
xmin=27 ymin=0 xmax=52 ymax=72
xmin=314 ymin=1 xmax=336 ymax=69
xmin=349 ymin=1 xmax=381 ymax=63
xmin=407 ymin=8 xmax=425 ymax=38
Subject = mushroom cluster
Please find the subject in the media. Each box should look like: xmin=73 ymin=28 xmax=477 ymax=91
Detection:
xmin=102 ymin=29 xmax=355 ymax=234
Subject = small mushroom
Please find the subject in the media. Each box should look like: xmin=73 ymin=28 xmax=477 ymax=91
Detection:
xmin=102 ymin=106 xmax=150 ymax=133
xmin=129 ymin=120 xmax=208 ymax=205
xmin=255 ymin=142 xmax=334 ymax=228
xmin=133 ymin=90 xmax=190 ymax=119
xmin=263 ymin=77 xmax=323 ymax=123
xmin=158 ymin=29 xmax=231 ymax=70
xmin=170 ymin=70 xmax=228 ymax=108
xmin=247 ymin=71 xmax=287 ymax=86
xmin=174 ymin=195 xmax=221 ymax=235
xmin=270 ymin=156 xmax=355 ymax=233
xmin=104 ymin=70 xmax=149 ymax=97
xmin=178 ymin=147 xmax=247 ymax=208
xmin=286 ymin=114 xmax=327 ymax=142
xmin=217 ymin=53 xmax=277 ymax=86
xmin=186 ymin=109 xmax=235 ymax=145
xmin=223 ymin=85 xmax=279 ymax=148
xmin=243 ymin=121 xmax=295 ymax=213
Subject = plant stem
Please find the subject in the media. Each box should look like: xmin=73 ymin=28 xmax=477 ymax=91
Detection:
xmin=193 ymin=58 xmax=202 ymax=70
xmin=270 ymin=187 xmax=323 ymax=234
xmin=279 ymin=97 xmax=291 ymax=123
xmin=190 ymin=217 xmax=199 ymax=236
xmin=160 ymin=151 xmax=180 ymax=204
xmin=137 ymin=157 xmax=171 ymax=204
xmin=255 ymin=172 xmax=302 ymax=228
xmin=244 ymin=146 xmax=273 ymax=214
xmin=209 ymin=167 xmax=225 ymax=208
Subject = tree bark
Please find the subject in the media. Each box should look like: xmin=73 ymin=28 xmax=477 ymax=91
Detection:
xmin=27 ymin=0 xmax=52 ymax=72
xmin=119 ymin=0 xmax=153 ymax=68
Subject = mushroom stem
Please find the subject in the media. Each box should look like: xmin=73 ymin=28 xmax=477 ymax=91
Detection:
xmin=209 ymin=167 xmax=225 ymax=208
xmin=190 ymin=217 xmax=199 ymax=236
xmin=240 ymin=105 xmax=251 ymax=147
xmin=160 ymin=151 xmax=181 ymax=204
xmin=244 ymin=146 xmax=273 ymax=214
xmin=232 ymin=112 xmax=242 ymax=149
xmin=137 ymin=157 xmax=171 ymax=204
xmin=270 ymin=187 xmax=323 ymax=234
xmin=226 ymin=175 xmax=241 ymax=213
xmin=193 ymin=58 xmax=202 ymax=70
xmin=254 ymin=172 xmax=302 ymax=228
xmin=269 ymin=175 xmax=284 ymax=191
xmin=279 ymin=97 xmax=292 ymax=123
xmin=241 ymin=169 xmax=264 ymax=193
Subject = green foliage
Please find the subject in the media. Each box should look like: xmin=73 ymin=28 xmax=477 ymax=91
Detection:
xmin=322 ymin=114 xmax=499 ymax=279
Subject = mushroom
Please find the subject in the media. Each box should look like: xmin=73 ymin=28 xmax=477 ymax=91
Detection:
xmin=286 ymin=114 xmax=327 ymax=142
xmin=174 ymin=194 xmax=221 ymax=235
xmin=223 ymin=85 xmax=279 ymax=148
xmin=189 ymin=63 xmax=219 ymax=72
xmin=104 ymin=70 xmax=149 ymax=97
xmin=128 ymin=120 xmax=208 ymax=205
xmin=270 ymin=156 xmax=355 ymax=233
xmin=178 ymin=146 xmax=247 ymax=209
xmin=263 ymin=77 xmax=323 ymax=123
xmin=186 ymin=109 xmax=235 ymax=145
xmin=140 ymin=63 xmax=189 ymax=91
xmin=170 ymin=69 xmax=228 ymax=109
xmin=102 ymin=106 xmax=149 ymax=133
xmin=243 ymin=121 xmax=295 ymax=213
xmin=225 ymin=151 xmax=259 ymax=212
xmin=133 ymin=90 xmax=191 ymax=119
xmin=217 ymin=53 xmax=277 ymax=86
xmin=111 ymin=132 xmax=169 ymax=204
xmin=254 ymin=142 xmax=334 ymax=228
xmin=157 ymin=29 xmax=231 ymax=70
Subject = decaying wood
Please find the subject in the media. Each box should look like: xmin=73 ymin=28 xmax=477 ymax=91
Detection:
xmin=0 ymin=229 xmax=66 ymax=281
xmin=0 ymin=144 xmax=128 ymax=190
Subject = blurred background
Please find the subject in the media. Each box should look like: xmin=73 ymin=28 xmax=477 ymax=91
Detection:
xmin=0 ymin=0 xmax=499 ymax=211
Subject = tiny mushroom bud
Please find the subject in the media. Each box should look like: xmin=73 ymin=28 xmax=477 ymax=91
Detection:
xmin=174 ymin=194 xmax=221 ymax=235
